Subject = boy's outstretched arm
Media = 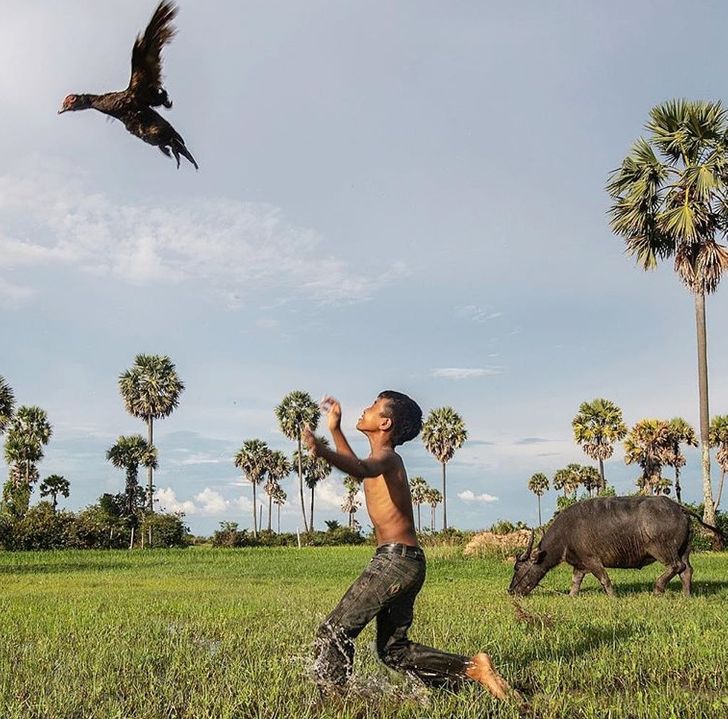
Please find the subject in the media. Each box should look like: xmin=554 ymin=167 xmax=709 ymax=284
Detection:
xmin=321 ymin=396 xmax=357 ymax=461
xmin=303 ymin=426 xmax=395 ymax=479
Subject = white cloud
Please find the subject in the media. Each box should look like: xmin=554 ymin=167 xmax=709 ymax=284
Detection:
xmin=155 ymin=487 xmax=198 ymax=515
xmin=179 ymin=454 xmax=224 ymax=466
xmin=196 ymin=488 xmax=230 ymax=514
xmin=155 ymin=486 xmax=244 ymax=516
xmin=315 ymin=480 xmax=348 ymax=510
xmin=0 ymin=172 xmax=405 ymax=306
xmin=458 ymin=489 xmax=498 ymax=503
xmin=432 ymin=367 xmax=501 ymax=380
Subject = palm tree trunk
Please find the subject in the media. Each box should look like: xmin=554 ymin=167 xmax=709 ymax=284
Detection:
xmin=129 ymin=525 xmax=135 ymax=550
xmin=147 ymin=416 xmax=154 ymax=513
xmin=417 ymin=504 xmax=421 ymax=532
xmin=675 ymin=466 xmax=682 ymax=504
xmin=297 ymin=435 xmax=309 ymax=532
xmin=252 ymin=480 xmax=257 ymax=538
xmin=715 ymin=469 xmax=726 ymax=511
xmin=430 ymin=505 xmax=435 ymax=532
xmin=277 ymin=504 xmax=281 ymax=533
xmin=310 ymin=486 xmax=315 ymax=532
xmin=268 ymin=494 xmax=273 ymax=532
xmin=695 ymin=292 xmax=716 ymax=525
xmin=441 ymin=462 xmax=448 ymax=530
xmin=537 ymin=495 xmax=542 ymax=527
xmin=598 ymin=458 xmax=605 ymax=493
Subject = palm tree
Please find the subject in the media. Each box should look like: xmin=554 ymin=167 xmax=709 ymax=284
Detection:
xmin=553 ymin=464 xmax=582 ymax=499
xmin=607 ymin=99 xmax=728 ymax=525
xmin=528 ymin=472 xmax=549 ymax=526
xmin=572 ymin=398 xmax=627 ymax=491
xmin=118 ymin=354 xmax=185 ymax=513
xmin=425 ymin=487 xmax=443 ymax=532
xmin=709 ymin=415 xmax=728 ymax=510
xmin=665 ymin=417 xmax=698 ymax=503
xmin=3 ymin=405 xmax=52 ymax=491
xmin=264 ymin=450 xmax=291 ymax=532
xmin=0 ymin=376 xmax=15 ymax=435
xmin=623 ymin=420 xmax=674 ymax=496
xmin=39 ymin=474 xmax=70 ymax=512
xmin=579 ymin=466 xmax=601 ymax=496
xmin=234 ymin=439 xmax=271 ymax=539
xmin=408 ymin=476 xmax=428 ymax=532
xmin=341 ymin=476 xmax=361 ymax=529
xmin=272 ymin=486 xmax=287 ymax=533
xmin=421 ymin=407 xmax=467 ymax=530
xmin=274 ymin=391 xmax=320 ymax=532
xmin=106 ymin=435 xmax=158 ymax=515
xmin=294 ymin=439 xmax=332 ymax=532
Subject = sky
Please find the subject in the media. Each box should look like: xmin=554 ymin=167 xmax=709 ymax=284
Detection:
xmin=2 ymin=1 xmax=728 ymax=537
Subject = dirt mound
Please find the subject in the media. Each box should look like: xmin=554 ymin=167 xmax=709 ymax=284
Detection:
xmin=463 ymin=529 xmax=533 ymax=558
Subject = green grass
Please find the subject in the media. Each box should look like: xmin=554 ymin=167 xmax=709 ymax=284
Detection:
xmin=1 ymin=546 xmax=727 ymax=718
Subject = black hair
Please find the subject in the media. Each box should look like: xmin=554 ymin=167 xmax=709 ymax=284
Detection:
xmin=378 ymin=390 xmax=423 ymax=446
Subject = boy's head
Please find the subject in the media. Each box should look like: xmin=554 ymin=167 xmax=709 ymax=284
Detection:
xmin=356 ymin=390 xmax=423 ymax=446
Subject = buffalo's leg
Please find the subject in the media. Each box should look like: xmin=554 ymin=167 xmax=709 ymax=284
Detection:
xmin=583 ymin=559 xmax=615 ymax=596
xmin=654 ymin=560 xmax=686 ymax=595
xmin=569 ymin=568 xmax=586 ymax=597
xmin=678 ymin=560 xmax=692 ymax=597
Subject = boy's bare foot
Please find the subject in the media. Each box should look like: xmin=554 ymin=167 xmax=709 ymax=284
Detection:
xmin=465 ymin=653 xmax=519 ymax=701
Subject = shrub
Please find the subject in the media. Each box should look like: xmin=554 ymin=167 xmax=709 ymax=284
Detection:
xmin=9 ymin=502 xmax=76 ymax=550
xmin=139 ymin=512 xmax=190 ymax=548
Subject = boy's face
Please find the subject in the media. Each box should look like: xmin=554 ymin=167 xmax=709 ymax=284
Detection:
xmin=356 ymin=396 xmax=393 ymax=434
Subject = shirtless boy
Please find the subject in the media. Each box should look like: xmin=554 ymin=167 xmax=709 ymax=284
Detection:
xmin=302 ymin=390 xmax=515 ymax=700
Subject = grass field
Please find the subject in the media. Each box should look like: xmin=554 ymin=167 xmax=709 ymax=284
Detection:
xmin=0 ymin=546 xmax=727 ymax=719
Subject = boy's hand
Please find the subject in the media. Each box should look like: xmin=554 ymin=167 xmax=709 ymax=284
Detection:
xmin=320 ymin=396 xmax=342 ymax=432
xmin=302 ymin=426 xmax=321 ymax=457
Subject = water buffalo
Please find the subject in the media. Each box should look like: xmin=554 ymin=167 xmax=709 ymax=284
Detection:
xmin=508 ymin=496 xmax=698 ymax=597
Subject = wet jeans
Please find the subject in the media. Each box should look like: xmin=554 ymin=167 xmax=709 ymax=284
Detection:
xmin=314 ymin=543 xmax=470 ymax=688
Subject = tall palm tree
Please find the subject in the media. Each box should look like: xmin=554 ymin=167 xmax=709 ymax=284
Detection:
xmin=421 ymin=407 xmax=467 ymax=530
xmin=264 ymin=450 xmax=291 ymax=532
xmin=106 ymin=435 xmax=158 ymax=515
xmin=572 ymin=398 xmax=627 ymax=491
xmin=118 ymin=354 xmax=185 ymax=512
xmin=666 ymin=417 xmax=698 ymax=503
xmin=234 ymin=439 xmax=271 ymax=538
xmin=0 ymin=376 xmax=15 ymax=435
xmin=39 ymin=474 xmax=70 ymax=513
xmin=607 ymin=99 xmax=728 ymax=525
xmin=624 ymin=419 xmax=674 ymax=496
xmin=294 ymin=439 xmax=332 ymax=532
xmin=425 ymin=487 xmax=443 ymax=532
xmin=408 ymin=476 xmax=428 ymax=531
xmin=341 ymin=476 xmax=361 ymax=529
xmin=709 ymin=415 xmax=728 ymax=510
xmin=4 ymin=406 xmax=52 ymax=489
xmin=528 ymin=472 xmax=549 ymax=526
xmin=272 ymin=486 xmax=287 ymax=533
xmin=274 ymin=391 xmax=320 ymax=532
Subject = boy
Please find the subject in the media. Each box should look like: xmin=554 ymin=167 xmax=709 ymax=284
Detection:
xmin=302 ymin=390 xmax=516 ymax=700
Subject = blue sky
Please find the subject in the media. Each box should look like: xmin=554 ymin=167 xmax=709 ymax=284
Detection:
xmin=2 ymin=1 xmax=728 ymax=536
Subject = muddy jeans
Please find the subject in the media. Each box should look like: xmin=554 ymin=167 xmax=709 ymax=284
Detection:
xmin=314 ymin=543 xmax=470 ymax=688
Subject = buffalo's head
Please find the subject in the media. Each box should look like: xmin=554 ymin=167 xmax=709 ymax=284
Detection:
xmin=508 ymin=530 xmax=547 ymax=596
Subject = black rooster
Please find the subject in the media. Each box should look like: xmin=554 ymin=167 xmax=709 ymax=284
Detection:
xmin=59 ymin=1 xmax=198 ymax=169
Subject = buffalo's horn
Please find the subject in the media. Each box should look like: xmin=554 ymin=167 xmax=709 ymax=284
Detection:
xmin=522 ymin=529 xmax=535 ymax=560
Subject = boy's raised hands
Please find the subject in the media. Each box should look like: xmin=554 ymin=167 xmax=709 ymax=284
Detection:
xmin=319 ymin=395 xmax=342 ymax=431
